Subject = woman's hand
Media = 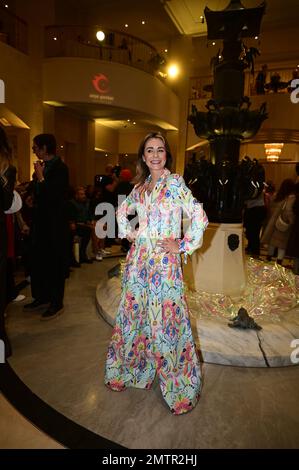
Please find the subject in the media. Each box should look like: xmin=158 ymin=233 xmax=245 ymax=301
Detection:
xmin=127 ymin=232 xmax=136 ymax=243
xmin=156 ymin=238 xmax=180 ymax=254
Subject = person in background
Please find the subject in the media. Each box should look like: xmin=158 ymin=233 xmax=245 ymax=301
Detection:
xmin=244 ymin=191 xmax=267 ymax=257
xmin=24 ymin=134 xmax=69 ymax=320
xmin=69 ymin=186 xmax=93 ymax=263
xmin=114 ymin=168 xmax=134 ymax=253
xmin=255 ymin=64 xmax=268 ymax=94
xmin=261 ymin=179 xmax=295 ymax=264
xmin=286 ymin=183 xmax=299 ymax=275
xmin=0 ymin=127 xmax=16 ymax=358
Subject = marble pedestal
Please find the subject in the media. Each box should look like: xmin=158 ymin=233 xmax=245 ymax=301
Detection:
xmin=96 ymin=275 xmax=299 ymax=368
xmin=184 ymin=223 xmax=246 ymax=296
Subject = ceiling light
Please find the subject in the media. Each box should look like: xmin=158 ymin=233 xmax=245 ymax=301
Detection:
xmin=43 ymin=101 xmax=65 ymax=107
xmin=125 ymin=154 xmax=128 ymax=157
xmin=133 ymin=122 xmax=136 ymax=125
xmin=141 ymin=20 xmax=145 ymax=25
xmin=0 ymin=117 xmax=11 ymax=126
xmin=53 ymin=37 xmax=57 ymax=41
xmin=125 ymin=24 xmax=128 ymax=28
xmin=212 ymin=42 xmax=216 ymax=46
xmin=96 ymin=30 xmax=105 ymax=41
xmin=164 ymin=49 xmax=168 ymax=53
xmin=5 ymin=4 xmax=8 ymax=8
xmin=127 ymin=119 xmax=131 ymax=122
xmin=255 ymin=36 xmax=259 ymax=40
xmin=167 ymin=64 xmax=179 ymax=79
xmin=264 ymin=143 xmax=284 ymax=162
xmin=105 ymin=153 xmax=108 ymax=157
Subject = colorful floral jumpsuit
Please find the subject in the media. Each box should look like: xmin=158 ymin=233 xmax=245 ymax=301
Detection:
xmin=105 ymin=169 xmax=208 ymax=414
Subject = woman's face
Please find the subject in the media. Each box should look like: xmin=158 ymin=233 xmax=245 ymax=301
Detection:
xmin=143 ymin=137 xmax=167 ymax=172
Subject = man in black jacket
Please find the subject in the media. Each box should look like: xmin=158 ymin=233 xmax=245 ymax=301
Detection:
xmin=24 ymin=134 xmax=69 ymax=320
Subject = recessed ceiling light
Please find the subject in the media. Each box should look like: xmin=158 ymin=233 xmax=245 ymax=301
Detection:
xmin=167 ymin=64 xmax=179 ymax=79
xmin=127 ymin=119 xmax=131 ymax=122
xmin=96 ymin=30 xmax=105 ymax=41
xmin=53 ymin=37 xmax=57 ymax=41
xmin=125 ymin=24 xmax=128 ymax=28
xmin=142 ymin=20 xmax=145 ymax=25
xmin=5 ymin=4 xmax=8 ymax=8
xmin=133 ymin=122 xmax=136 ymax=125
xmin=212 ymin=41 xmax=216 ymax=46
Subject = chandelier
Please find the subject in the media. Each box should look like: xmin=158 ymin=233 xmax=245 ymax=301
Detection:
xmin=264 ymin=143 xmax=284 ymax=162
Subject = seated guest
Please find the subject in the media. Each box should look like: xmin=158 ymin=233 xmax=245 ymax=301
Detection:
xmin=69 ymin=187 xmax=93 ymax=263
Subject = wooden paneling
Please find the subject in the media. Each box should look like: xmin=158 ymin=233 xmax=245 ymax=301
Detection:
xmin=262 ymin=161 xmax=298 ymax=189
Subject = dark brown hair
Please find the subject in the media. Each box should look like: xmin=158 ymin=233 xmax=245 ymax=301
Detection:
xmin=275 ymin=178 xmax=295 ymax=202
xmin=33 ymin=134 xmax=57 ymax=155
xmin=134 ymin=132 xmax=173 ymax=187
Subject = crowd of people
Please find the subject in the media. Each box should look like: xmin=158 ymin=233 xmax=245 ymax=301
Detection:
xmin=1 ymin=125 xmax=299 ymax=416
xmin=0 ymin=130 xmax=134 ymax=359
xmin=244 ymin=164 xmax=299 ymax=272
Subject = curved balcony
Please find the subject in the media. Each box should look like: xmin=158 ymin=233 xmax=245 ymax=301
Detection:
xmin=0 ymin=5 xmax=28 ymax=54
xmin=45 ymin=25 xmax=166 ymax=79
xmin=190 ymin=66 xmax=298 ymax=100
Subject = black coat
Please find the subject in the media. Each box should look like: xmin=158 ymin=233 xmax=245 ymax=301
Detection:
xmin=32 ymin=157 xmax=69 ymax=250
xmin=30 ymin=157 xmax=69 ymax=307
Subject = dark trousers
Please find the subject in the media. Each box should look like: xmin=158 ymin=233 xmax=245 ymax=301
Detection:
xmin=75 ymin=224 xmax=92 ymax=261
xmin=31 ymin=242 xmax=66 ymax=309
xmin=244 ymin=206 xmax=267 ymax=256
xmin=6 ymin=257 xmax=17 ymax=303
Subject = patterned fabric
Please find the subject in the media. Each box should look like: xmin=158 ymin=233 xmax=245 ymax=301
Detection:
xmin=104 ymin=169 xmax=208 ymax=414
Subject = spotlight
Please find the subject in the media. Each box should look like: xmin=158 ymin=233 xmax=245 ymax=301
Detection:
xmin=96 ymin=31 xmax=105 ymax=42
xmin=167 ymin=64 xmax=179 ymax=79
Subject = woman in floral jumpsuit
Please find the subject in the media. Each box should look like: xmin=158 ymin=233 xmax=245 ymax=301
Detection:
xmin=105 ymin=132 xmax=208 ymax=415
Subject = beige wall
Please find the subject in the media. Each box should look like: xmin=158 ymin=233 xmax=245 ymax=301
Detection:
xmin=43 ymin=58 xmax=180 ymax=129
xmin=0 ymin=0 xmax=55 ymax=180
xmin=52 ymin=108 xmax=96 ymax=186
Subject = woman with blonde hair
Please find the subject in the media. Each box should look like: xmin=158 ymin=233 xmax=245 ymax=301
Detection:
xmin=0 ymin=127 xmax=16 ymax=359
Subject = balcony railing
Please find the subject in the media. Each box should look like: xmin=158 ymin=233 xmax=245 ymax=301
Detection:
xmin=0 ymin=5 xmax=28 ymax=54
xmin=190 ymin=66 xmax=299 ymax=100
xmin=45 ymin=25 xmax=166 ymax=79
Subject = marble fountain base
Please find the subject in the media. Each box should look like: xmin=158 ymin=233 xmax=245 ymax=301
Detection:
xmin=96 ymin=269 xmax=299 ymax=368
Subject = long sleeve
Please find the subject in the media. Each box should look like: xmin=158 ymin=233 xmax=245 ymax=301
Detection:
xmin=0 ymin=166 xmax=16 ymax=212
xmin=173 ymin=176 xmax=208 ymax=257
xmin=116 ymin=187 xmax=137 ymax=239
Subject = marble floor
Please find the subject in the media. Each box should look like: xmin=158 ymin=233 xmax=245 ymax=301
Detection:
xmin=2 ymin=257 xmax=299 ymax=449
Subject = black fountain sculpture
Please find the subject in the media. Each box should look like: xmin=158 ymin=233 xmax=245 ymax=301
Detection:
xmin=188 ymin=0 xmax=268 ymax=223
